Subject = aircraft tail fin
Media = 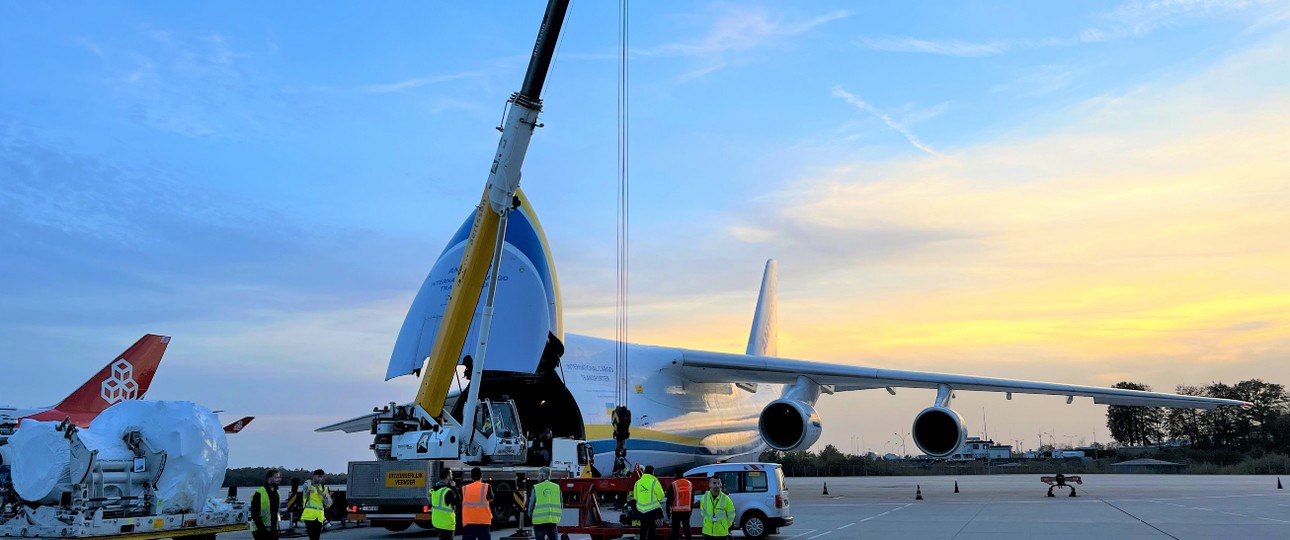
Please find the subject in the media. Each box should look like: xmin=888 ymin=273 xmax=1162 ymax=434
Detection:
xmin=746 ymin=259 xmax=778 ymax=357
xmin=224 ymin=416 xmax=254 ymax=433
xmin=54 ymin=334 xmax=170 ymax=414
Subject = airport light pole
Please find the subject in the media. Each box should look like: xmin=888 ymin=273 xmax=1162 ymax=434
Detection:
xmin=894 ymin=432 xmax=907 ymax=457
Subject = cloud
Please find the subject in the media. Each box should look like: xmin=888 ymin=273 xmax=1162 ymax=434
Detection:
xmin=857 ymin=37 xmax=1010 ymax=57
xmin=638 ymin=6 xmax=849 ymax=81
xmin=991 ymin=65 xmax=1080 ymax=95
xmin=831 ymin=86 xmax=945 ymax=157
xmin=360 ymin=71 xmax=482 ymax=93
xmin=723 ymin=29 xmax=1290 ymax=370
xmin=856 ymin=0 xmax=1277 ymax=57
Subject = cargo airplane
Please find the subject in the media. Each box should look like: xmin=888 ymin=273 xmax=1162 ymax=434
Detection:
xmin=320 ymin=192 xmax=1247 ymax=472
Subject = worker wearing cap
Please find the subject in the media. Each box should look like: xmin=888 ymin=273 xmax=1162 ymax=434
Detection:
xmin=526 ymin=467 xmax=561 ymax=540
xmin=300 ymin=469 xmax=333 ymax=540
xmin=461 ymin=467 xmax=495 ymax=540
xmin=700 ymin=477 xmax=735 ymax=540
xmin=633 ymin=465 xmax=665 ymax=540
xmin=250 ymin=469 xmax=281 ymax=540
xmin=429 ymin=468 xmax=459 ymax=540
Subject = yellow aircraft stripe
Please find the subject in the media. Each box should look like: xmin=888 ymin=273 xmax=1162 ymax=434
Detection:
xmin=584 ymin=424 xmax=705 ymax=446
xmin=515 ymin=189 xmax=562 ymax=338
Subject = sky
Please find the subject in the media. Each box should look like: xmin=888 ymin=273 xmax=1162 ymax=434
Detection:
xmin=2 ymin=0 xmax=1290 ymax=470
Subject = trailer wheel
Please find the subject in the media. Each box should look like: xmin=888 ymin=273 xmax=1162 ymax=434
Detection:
xmin=491 ymin=481 xmax=517 ymax=527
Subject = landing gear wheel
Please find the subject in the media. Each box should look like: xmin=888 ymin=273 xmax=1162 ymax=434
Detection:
xmin=742 ymin=511 xmax=769 ymax=539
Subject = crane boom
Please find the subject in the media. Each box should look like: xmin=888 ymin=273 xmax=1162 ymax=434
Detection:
xmin=414 ymin=0 xmax=570 ymax=426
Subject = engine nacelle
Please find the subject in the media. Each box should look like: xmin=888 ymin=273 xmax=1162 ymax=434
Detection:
xmin=758 ymin=399 xmax=823 ymax=452
xmin=911 ymin=406 xmax=967 ymax=458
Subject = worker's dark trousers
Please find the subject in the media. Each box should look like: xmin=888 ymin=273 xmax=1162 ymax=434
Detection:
xmin=436 ymin=528 xmax=454 ymax=540
xmin=304 ymin=519 xmax=323 ymax=540
xmin=251 ymin=529 xmax=278 ymax=540
xmin=639 ymin=508 xmax=664 ymax=540
xmin=671 ymin=511 xmax=693 ymax=540
xmin=462 ymin=524 xmax=492 ymax=540
xmin=533 ymin=523 xmax=558 ymax=540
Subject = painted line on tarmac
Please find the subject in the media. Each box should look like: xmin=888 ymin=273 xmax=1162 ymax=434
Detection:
xmin=785 ymin=528 xmax=818 ymax=539
xmin=836 ymin=522 xmax=855 ymax=530
xmin=805 ymin=531 xmax=832 ymax=539
xmin=1259 ymin=516 xmax=1290 ymax=524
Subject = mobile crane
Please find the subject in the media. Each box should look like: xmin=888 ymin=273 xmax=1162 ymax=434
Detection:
xmin=338 ymin=0 xmax=596 ymax=531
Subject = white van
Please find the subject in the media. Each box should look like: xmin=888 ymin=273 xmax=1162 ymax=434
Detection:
xmin=684 ymin=463 xmax=793 ymax=539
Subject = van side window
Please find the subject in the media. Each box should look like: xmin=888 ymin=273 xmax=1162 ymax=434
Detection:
xmin=744 ymin=470 xmax=768 ymax=492
xmin=714 ymin=471 xmax=741 ymax=493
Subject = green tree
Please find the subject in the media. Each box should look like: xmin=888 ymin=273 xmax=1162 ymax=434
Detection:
xmin=1106 ymin=382 xmax=1165 ymax=446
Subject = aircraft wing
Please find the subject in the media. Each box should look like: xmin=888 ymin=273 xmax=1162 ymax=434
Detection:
xmin=317 ymin=388 xmax=465 ymax=433
xmin=678 ymin=350 xmax=1248 ymax=409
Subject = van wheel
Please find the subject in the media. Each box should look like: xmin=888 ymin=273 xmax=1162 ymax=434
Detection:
xmin=379 ymin=521 xmax=411 ymax=532
xmin=741 ymin=510 xmax=769 ymax=539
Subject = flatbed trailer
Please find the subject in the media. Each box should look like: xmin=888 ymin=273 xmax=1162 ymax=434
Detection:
xmin=557 ymin=475 xmax=710 ymax=540
xmin=0 ymin=505 xmax=249 ymax=540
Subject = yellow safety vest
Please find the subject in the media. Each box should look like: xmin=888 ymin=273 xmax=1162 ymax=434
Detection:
xmin=700 ymin=492 xmax=735 ymax=537
xmin=251 ymin=487 xmax=278 ymax=531
xmin=301 ymin=484 xmax=329 ymax=522
xmin=531 ymin=481 xmax=561 ymax=525
xmin=633 ymin=474 xmax=663 ymax=513
xmin=429 ymin=486 xmax=455 ymax=531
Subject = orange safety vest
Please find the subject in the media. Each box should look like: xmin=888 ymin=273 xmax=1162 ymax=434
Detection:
xmin=462 ymin=481 xmax=493 ymax=525
xmin=670 ymin=479 xmax=693 ymax=513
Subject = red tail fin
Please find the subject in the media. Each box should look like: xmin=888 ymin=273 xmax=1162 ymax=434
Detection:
xmin=53 ymin=334 xmax=169 ymax=415
xmin=223 ymin=416 xmax=254 ymax=433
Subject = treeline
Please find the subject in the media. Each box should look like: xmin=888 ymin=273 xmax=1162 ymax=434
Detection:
xmin=1106 ymin=379 xmax=1290 ymax=452
xmin=224 ymin=467 xmax=347 ymax=487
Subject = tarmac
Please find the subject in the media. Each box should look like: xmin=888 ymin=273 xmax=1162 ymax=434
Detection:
xmin=222 ymin=474 xmax=1290 ymax=539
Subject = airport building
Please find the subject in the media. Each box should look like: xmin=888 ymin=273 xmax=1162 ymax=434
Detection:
xmin=950 ymin=437 xmax=1012 ymax=460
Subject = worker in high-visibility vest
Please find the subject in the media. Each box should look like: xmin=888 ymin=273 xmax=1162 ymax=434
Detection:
xmin=428 ymin=468 xmax=458 ymax=540
xmin=250 ymin=469 xmax=282 ymax=540
xmin=525 ymin=467 xmax=561 ymax=540
xmin=633 ymin=465 xmax=665 ymax=540
xmin=667 ymin=467 xmax=694 ymax=540
xmin=461 ymin=467 xmax=495 ymax=540
xmin=300 ymin=469 xmax=333 ymax=540
xmin=700 ymin=477 xmax=735 ymax=540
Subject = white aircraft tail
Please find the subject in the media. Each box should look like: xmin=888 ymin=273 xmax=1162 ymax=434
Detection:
xmin=746 ymin=259 xmax=778 ymax=357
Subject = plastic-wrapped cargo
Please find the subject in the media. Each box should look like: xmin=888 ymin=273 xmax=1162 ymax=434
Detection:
xmin=91 ymin=401 xmax=229 ymax=513
xmin=5 ymin=400 xmax=228 ymax=513
xmin=7 ymin=421 xmax=74 ymax=504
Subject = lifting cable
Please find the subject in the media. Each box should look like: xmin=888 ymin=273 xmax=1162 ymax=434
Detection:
xmin=612 ymin=0 xmax=633 ymax=476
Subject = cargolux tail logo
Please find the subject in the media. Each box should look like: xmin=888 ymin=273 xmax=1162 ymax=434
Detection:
xmin=100 ymin=358 xmax=139 ymax=404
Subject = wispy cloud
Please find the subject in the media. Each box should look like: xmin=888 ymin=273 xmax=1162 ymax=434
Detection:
xmin=360 ymin=71 xmax=482 ymax=93
xmin=638 ymin=7 xmax=850 ymax=82
xmin=831 ymin=86 xmax=944 ymax=157
xmin=991 ymin=64 xmax=1080 ymax=95
xmin=643 ymin=8 xmax=850 ymax=57
xmin=857 ymin=0 xmax=1275 ymax=57
xmin=857 ymin=37 xmax=1010 ymax=57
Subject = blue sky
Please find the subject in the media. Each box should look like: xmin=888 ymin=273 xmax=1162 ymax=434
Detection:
xmin=3 ymin=1 xmax=1289 ymax=469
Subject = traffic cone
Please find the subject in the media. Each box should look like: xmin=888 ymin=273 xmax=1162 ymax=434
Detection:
xmin=823 ymin=482 xmax=829 ymax=495
xmin=1278 ymin=478 xmax=1283 ymax=489
xmin=954 ymin=481 xmax=960 ymax=494
xmin=915 ymin=485 xmax=923 ymax=500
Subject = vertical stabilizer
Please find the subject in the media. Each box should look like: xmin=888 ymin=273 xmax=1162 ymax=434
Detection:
xmin=747 ymin=259 xmax=778 ymax=357
xmin=53 ymin=334 xmax=169 ymax=415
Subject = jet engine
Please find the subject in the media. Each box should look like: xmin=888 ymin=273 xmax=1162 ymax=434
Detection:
xmin=911 ymin=406 xmax=967 ymax=458
xmin=758 ymin=399 xmax=822 ymax=452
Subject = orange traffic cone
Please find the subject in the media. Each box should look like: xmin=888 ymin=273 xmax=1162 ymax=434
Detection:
xmin=915 ymin=485 xmax=923 ymax=500
xmin=954 ymin=481 xmax=960 ymax=493
xmin=823 ymin=482 xmax=829 ymax=495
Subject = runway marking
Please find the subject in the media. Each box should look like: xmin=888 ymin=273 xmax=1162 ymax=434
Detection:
xmin=1260 ymin=516 xmax=1290 ymax=524
xmin=859 ymin=516 xmax=874 ymax=522
xmin=805 ymin=532 xmax=832 ymax=540
xmin=785 ymin=528 xmax=818 ymax=539
xmin=836 ymin=522 xmax=855 ymax=530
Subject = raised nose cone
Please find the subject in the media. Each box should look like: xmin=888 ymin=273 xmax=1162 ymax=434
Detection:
xmin=387 ymin=195 xmax=561 ymax=380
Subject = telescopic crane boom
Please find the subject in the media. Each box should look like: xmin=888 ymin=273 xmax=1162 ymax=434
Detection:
xmin=371 ymin=0 xmax=570 ymax=464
